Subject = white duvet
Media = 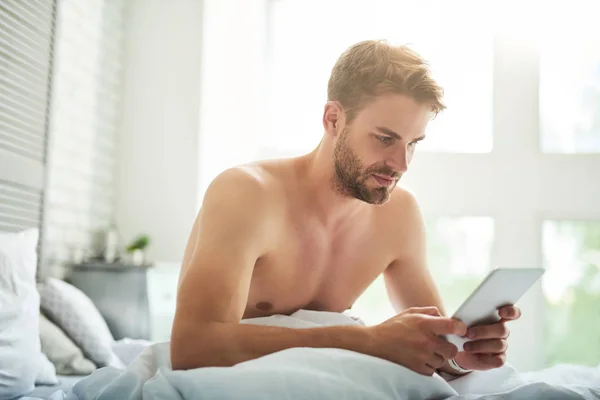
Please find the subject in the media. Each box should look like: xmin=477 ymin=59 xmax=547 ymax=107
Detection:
xmin=25 ymin=310 xmax=600 ymax=400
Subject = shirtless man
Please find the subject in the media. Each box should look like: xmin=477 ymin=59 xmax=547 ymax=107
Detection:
xmin=171 ymin=40 xmax=521 ymax=378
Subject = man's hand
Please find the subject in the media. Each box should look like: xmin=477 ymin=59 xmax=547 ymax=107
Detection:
xmin=369 ymin=306 xmax=467 ymax=376
xmin=452 ymin=305 xmax=522 ymax=371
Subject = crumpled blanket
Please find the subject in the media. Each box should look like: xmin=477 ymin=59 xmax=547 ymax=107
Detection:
xmin=27 ymin=310 xmax=600 ymax=400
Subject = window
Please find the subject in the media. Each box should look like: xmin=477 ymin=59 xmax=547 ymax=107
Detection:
xmin=250 ymin=0 xmax=600 ymax=372
xmin=426 ymin=217 xmax=494 ymax=315
xmin=542 ymin=220 xmax=600 ymax=367
xmin=352 ymin=217 xmax=494 ymax=325
xmin=539 ymin=8 xmax=600 ymax=153
xmin=265 ymin=0 xmax=494 ymax=158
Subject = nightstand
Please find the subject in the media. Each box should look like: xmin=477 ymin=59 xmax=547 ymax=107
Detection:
xmin=146 ymin=263 xmax=181 ymax=342
xmin=64 ymin=261 xmax=182 ymax=342
xmin=65 ymin=262 xmax=153 ymax=340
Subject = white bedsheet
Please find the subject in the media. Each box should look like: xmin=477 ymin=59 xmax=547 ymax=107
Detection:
xmin=18 ymin=338 xmax=151 ymax=400
xmin=21 ymin=310 xmax=600 ymax=400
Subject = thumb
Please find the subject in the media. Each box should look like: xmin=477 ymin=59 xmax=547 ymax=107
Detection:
xmin=424 ymin=316 xmax=468 ymax=336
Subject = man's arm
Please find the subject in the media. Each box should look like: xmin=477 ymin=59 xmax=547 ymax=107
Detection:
xmin=383 ymin=190 xmax=521 ymax=375
xmin=170 ymin=168 xmax=373 ymax=370
xmin=383 ymin=190 xmax=467 ymax=377
xmin=383 ymin=190 xmax=446 ymax=313
xmin=384 ymin=192 xmax=521 ymax=375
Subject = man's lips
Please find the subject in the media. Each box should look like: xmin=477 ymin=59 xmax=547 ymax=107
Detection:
xmin=372 ymin=174 xmax=395 ymax=186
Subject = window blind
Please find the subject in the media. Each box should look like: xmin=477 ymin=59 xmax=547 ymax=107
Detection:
xmin=0 ymin=0 xmax=56 ymax=233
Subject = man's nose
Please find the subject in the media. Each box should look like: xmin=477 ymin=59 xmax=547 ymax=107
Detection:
xmin=387 ymin=147 xmax=409 ymax=174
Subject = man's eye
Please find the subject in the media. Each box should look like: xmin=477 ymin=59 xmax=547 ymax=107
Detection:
xmin=376 ymin=135 xmax=393 ymax=144
xmin=409 ymin=140 xmax=420 ymax=147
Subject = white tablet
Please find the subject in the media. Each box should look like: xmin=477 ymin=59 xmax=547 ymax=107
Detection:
xmin=443 ymin=267 xmax=545 ymax=351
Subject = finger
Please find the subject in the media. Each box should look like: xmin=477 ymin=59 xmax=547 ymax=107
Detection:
xmin=464 ymin=339 xmax=508 ymax=354
xmin=421 ymin=364 xmax=438 ymax=376
xmin=423 ymin=316 xmax=467 ymax=336
xmin=498 ymin=305 xmax=521 ymax=320
xmin=426 ymin=352 xmax=447 ymax=370
xmin=407 ymin=306 xmax=442 ymax=316
xmin=431 ymin=336 xmax=459 ymax=360
xmin=473 ymin=353 xmax=507 ymax=369
xmin=467 ymin=322 xmax=509 ymax=340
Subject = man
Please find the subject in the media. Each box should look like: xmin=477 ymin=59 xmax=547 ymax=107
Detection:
xmin=171 ymin=40 xmax=521 ymax=378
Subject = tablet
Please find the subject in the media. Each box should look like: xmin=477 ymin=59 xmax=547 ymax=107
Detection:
xmin=443 ymin=267 xmax=545 ymax=351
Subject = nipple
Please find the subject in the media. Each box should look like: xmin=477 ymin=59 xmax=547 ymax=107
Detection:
xmin=256 ymin=301 xmax=273 ymax=311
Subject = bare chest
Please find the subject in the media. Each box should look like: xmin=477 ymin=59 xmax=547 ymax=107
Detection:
xmin=243 ymin=221 xmax=394 ymax=319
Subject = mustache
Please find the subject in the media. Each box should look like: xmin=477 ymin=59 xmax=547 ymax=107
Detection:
xmin=364 ymin=165 xmax=401 ymax=179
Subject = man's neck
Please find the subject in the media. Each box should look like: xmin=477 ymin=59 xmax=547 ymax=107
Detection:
xmin=300 ymin=141 xmax=365 ymax=230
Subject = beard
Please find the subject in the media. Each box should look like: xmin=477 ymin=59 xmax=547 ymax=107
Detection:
xmin=332 ymin=127 xmax=399 ymax=205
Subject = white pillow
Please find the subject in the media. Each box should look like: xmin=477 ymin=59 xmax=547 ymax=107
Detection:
xmin=39 ymin=313 xmax=97 ymax=375
xmin=0 ymin=228 xmax=58 ymax=398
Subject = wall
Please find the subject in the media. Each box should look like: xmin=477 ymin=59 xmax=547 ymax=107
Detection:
xmin=197 ymin=0 xmax=269 ymax=195
xmin=115 ymin=0 xmax=204 ymax=263
xmin=43 ymin=0 xmax=128 ymax=277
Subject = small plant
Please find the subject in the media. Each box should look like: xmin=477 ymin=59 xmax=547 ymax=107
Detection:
xmin=126 ymin=234 xmax=150 ymax=253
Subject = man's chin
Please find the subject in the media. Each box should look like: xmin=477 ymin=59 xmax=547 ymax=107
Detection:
xmin=371 ymin=195 xmax=391 ymax=205
xmin=337 ymin=179 xmax=395 ymax=204
xmin=361 ymin=187 xmax=391 ymax=205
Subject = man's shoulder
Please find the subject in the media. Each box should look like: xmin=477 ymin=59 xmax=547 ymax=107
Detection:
xmin=203 ymin=160 xmax=289 ymax=208
xmin=374 ymin=185 xmax=424 ymax=231
xmin=383 ymin=185 xmax=421 ymax=215
xmin=374 ymin=186 xmax=426 ymax=262
xmin=208 ymin=164 xmax=269 ymax=190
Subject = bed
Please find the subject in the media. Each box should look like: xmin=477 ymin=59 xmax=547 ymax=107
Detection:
xmin=2 ymin=110 xmax=599 ymax=400
xmin=22 ymin=338 xmax=150 ymax=400
xmin=23 ymin=376 xmax=85 ymax=399
xmin=3 ymin=172 xmax=600 ymax=399
xmin=16 ymin=311 xmax=600 ymax=400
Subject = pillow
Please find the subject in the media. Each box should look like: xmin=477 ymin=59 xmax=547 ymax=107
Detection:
xmin=38 ymin=277 xmax=123 ymax=368
xmin=0 ymin=228 xmax=58 ymax=399
xmin=36 ymin=352 xmax=60 ymax=386
xmin=39 ymin=313 xmax=97 ymax=375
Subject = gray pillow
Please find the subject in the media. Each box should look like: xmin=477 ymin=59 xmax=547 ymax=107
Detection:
xmin=39 ymin=313 xmax=97 ymax=375
xmin=38 ymin=278 xmax=123 ymax=368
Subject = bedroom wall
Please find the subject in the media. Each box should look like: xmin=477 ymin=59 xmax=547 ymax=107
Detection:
xmin=42 ymin=0 xmax=129 ymax=277
xmin=196 ymin=0 xmax=269 ymax=196
xmin=114 ymin=0 xmax=204 ymax=263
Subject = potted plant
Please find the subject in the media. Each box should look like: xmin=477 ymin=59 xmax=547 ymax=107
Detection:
xmin=125 ymin=234 xmax=150 ymax=265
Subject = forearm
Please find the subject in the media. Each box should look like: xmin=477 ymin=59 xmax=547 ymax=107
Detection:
xmin=171 ymin=321 xmax=373 ymax=370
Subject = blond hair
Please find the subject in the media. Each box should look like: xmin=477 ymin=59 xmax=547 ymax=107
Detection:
xmin=327 ymin=40 xmax=445 ymax=123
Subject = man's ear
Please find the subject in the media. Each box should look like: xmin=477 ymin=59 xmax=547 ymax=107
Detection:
xmin=322 ymin=101 xmax=345 ymax=137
